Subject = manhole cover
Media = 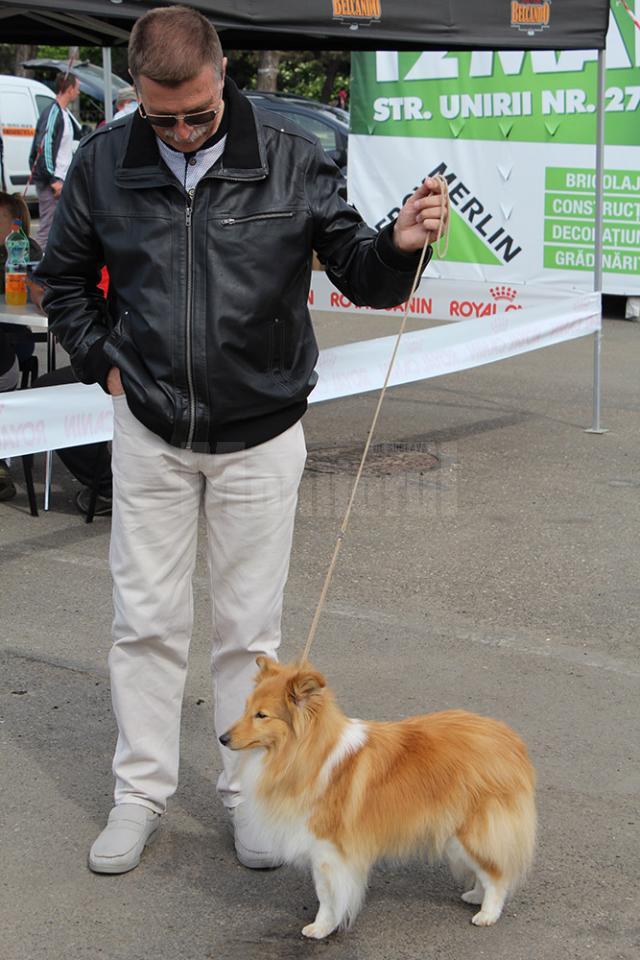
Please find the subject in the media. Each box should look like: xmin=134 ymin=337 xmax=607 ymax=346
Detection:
xmin=305 ymin=442 xmax=439 ymax=476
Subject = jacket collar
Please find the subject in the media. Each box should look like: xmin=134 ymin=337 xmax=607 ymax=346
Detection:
xmin=116 ymin=77 xmax=267 ymax=187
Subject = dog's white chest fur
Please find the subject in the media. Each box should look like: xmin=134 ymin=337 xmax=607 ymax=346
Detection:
xmin=238 ymin=719 xmax=368 ymax=865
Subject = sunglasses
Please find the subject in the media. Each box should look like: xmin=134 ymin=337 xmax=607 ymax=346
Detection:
xmin=138 ymin=102 xmax=220 ymax=128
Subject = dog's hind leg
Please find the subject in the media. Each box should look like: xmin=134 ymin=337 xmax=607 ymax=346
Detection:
xmin=445 ymin=836 xmax=506 ymax=925
xmin=471 ymin=875 xmax=508 ymax=926
xmin=302 ymin=844 xmax=367 ymax=939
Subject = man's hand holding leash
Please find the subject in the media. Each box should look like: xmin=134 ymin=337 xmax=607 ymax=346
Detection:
xmin=393 ymin=176 xmax=450 ymax=253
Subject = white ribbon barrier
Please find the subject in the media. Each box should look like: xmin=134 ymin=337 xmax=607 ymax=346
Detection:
xmin=311 ymin=291 xmax=601 ymax=403
xmin=1 ymin=382 xmax=113 ymax=459
xmin=0 ymin=285 xmax=600 ymax=460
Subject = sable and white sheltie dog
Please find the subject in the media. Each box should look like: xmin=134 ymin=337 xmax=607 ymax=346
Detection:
xmin=220 ymin=657 xmax=536 ymax=939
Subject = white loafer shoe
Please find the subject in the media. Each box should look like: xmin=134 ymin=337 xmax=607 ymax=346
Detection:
xmin=229 ymin=803 xmax=283 ymax=870
xmin=89 ymin=804 xmax=160 ymax=874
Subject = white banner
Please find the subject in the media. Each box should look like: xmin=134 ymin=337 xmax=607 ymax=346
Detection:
xmin=309 ymin=271 xmax=587 ymax=319
xmin=0 ymin=285 xmax=600 ymax=459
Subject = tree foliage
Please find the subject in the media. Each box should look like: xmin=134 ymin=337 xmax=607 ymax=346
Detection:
xmin=227 ymin=49 xmax=350 ymax=102
xmin=1 ymin=43 xmax=350 ymax=104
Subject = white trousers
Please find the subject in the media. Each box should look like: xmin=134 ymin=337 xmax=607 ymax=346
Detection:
xmin=108 ymin=396 xmax=306 ymax=813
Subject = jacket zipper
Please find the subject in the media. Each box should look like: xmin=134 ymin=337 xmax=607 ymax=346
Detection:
xmin=220 ymin=212 xmax=294 ymax=226
xmin=185 ymin=189 xmax=196 ymax=448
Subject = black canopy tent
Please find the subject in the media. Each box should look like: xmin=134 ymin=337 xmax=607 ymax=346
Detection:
xmin=0 ymin=0 xmax=610 ymax=50
xmin=0 ymin=0 xmax=610 ymax=430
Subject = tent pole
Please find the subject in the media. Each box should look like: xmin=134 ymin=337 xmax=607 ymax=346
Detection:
xmin=103 ymin=47 xmax=114 ymax=122
xmin=587 ymin=47 xmax=606 ymax=434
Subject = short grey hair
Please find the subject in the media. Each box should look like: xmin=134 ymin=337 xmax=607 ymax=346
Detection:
xmin=128 ymin=5 xmax=224 ymax=86
xmin=115 ymin=85 xmax=137 ymax=108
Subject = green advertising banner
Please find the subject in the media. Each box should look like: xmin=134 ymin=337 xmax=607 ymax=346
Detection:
xmin=351 ymin=2 xmax=639 ymax=145
xmin=348 ymin=1 xmax=640 ymax=293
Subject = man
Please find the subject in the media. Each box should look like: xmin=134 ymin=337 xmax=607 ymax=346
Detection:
xmin=29 ymin=71 xmax=81 ymax=248
xmin=37 ymin=5 xmax=449 ymax=876
xmin=112 ymin=85 xmax=138 ymax=121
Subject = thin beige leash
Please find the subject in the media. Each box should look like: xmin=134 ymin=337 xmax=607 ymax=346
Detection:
xmin=300 ymin=174 xmax=449 ymax=664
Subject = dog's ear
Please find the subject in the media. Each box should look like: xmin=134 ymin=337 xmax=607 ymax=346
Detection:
xmin=286 ymin=667 xmax=326 ymax=707
xmin=255 ymin=655 xmax=278 ymax=676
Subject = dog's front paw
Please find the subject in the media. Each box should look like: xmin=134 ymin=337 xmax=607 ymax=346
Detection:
xmin=302 ymin=922 xmax=334 ymax=939
xmin=471 ymin=908 xmax=500 ymax=926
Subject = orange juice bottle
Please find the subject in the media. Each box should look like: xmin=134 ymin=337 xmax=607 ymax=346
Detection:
xmin=4 ymin=219 xmax=29 ymax=307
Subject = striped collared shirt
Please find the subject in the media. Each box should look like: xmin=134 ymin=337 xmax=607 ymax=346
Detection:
xmin=157 ymin=135 xmax=227 ymax=193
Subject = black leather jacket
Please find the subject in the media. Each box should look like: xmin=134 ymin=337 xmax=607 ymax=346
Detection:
xmin=38 ymin=80 xmax=430 ymax=452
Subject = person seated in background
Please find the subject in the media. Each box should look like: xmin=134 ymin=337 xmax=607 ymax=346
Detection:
xmin=0 ymin=192 xmax=41 ymax=501
xmin=0 ymin=203 xmax=113 ymax=513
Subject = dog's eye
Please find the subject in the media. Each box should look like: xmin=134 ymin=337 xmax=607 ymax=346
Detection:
xmin=254 ymin=711 xmax=267 ymax=719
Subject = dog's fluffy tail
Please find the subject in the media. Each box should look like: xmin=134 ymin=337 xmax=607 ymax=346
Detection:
xmin=461 ymin=790 xmax=537 ymax=891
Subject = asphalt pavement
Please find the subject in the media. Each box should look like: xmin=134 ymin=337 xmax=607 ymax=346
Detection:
xmin=1 ymin=304 xmax=639 ymax=960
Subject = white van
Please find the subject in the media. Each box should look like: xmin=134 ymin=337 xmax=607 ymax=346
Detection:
xmin=0 ymin=76 xmax=56 ymax=201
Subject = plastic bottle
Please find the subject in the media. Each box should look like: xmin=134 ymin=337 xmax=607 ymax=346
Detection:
xmin=4 ymin=219 xmax=30 ymax=306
